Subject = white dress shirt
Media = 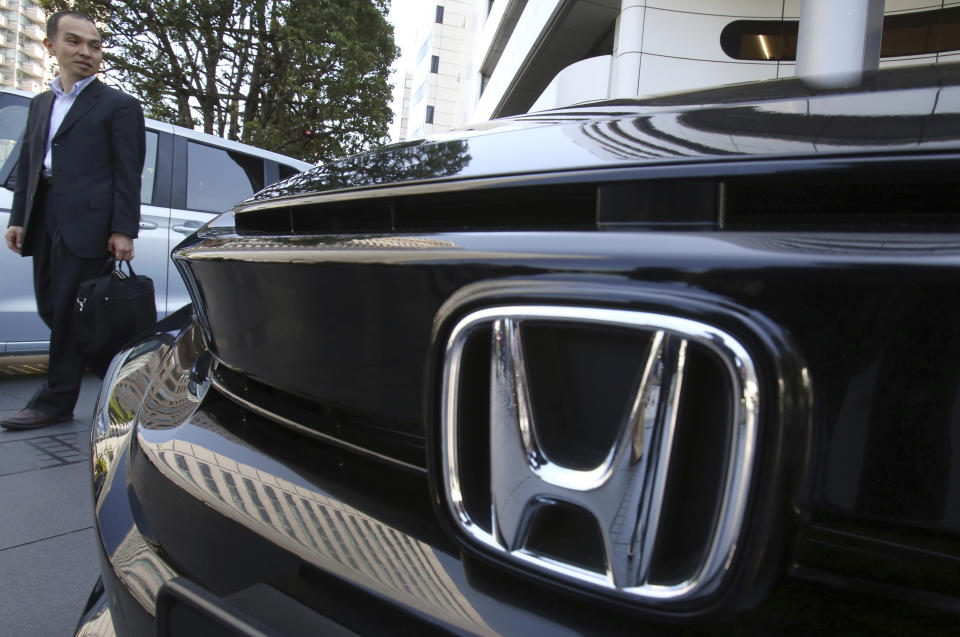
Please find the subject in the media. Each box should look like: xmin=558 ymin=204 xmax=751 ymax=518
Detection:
xmin=43 ymin=74 xmax=97 ymax=176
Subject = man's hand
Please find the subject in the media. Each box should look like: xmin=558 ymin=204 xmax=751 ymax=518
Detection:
xmin=108 ymin=232 xmax=134 ymax=261
xmin=4 ymin=226 xmax=23 ymax=254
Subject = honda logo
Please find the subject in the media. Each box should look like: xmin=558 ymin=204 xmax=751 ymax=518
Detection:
xmin=441 ymin=306 xmax=759 ymax=603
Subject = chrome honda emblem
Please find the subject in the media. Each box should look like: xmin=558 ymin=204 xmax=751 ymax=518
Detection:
xmin=441 ymin=306 xmax=759 ymax=603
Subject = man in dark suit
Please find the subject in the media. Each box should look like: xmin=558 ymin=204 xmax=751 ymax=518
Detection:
xmin=1 ymin=11 xmax=145 ymax=430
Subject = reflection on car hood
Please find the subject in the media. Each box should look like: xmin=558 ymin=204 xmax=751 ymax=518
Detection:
xmin=244 ymin=63 xmax=960 ymax=209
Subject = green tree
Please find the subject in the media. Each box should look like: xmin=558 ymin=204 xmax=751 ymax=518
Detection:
xmin=42 ymin=0 xmax=398 ymax=163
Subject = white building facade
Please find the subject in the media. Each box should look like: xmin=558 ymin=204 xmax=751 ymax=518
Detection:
xmin=0 ymin=0 xmax=49 ymax=94
xmin=391 ymin=0 xmax=482 ymax=140
xmin=391 ymin=0 xmax=960 ymax=140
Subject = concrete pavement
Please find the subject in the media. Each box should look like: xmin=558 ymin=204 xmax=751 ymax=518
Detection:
xmin=0 ymin=371 xmax=102 ymax=637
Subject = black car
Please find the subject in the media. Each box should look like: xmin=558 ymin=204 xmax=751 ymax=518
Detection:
xmin=77 ymin=63 xmax=960 ymax=636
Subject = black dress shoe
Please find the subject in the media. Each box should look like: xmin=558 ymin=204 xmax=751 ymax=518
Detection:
xmin=0 ymin=408 xmax=73 ymax=430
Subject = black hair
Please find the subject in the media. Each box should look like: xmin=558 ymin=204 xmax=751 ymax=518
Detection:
xmin=46 ymin=10 xmax=97 ymax=40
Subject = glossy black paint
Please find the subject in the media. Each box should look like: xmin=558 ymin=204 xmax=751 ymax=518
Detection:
xmin=247 ymin=64 xmax=960 ymax=208
xmin=92 ymin=311 xmax=958 ymax=634
xmin=172 ymin=229 xmax=960 ymax=535
xmin=87 ymin=64 xmax=960 ymax=635
xmin=164 ymin=228 xmax=960 ymax=625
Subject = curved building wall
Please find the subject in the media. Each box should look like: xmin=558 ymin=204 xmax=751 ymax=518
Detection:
xmin=636 ymin=1 xmax=788 ymax=89
xmin=530 ymin=55 xmax=613 ymax=112
xmin=391 ymin=1 xmax=960 ymax=138
xmin=528 ymin=0 xmax=960 ymax=113
xmin=473 ymin=0 xmax=565 ymax=121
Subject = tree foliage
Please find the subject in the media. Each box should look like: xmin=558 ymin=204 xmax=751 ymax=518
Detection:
xmin=42 ymin=0 xmax=398 ymax=163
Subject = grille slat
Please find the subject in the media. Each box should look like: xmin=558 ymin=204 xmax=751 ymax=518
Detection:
xmin=211 ymin=364 xmax=426 ymax=473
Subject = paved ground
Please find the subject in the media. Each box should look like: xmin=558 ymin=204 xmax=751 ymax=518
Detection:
xmin=0 ymin=372 xmax=102 ymax=637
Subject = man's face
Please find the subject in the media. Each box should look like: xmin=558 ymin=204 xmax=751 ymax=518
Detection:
xmin=44 ymin=16 xmax=102 ymax=84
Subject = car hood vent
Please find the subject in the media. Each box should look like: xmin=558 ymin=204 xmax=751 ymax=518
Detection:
xmin=723 ymin=160 xmax=960 ymax=231
xmin=236 ymin=183 xmax=600 ymax=235
xmin=233 ymin=156 xmax=960 ymax=236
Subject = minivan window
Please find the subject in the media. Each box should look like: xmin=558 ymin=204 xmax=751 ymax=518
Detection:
xmin=186 ymin=141 xmax=265 ymax=213
xmin=0 ymin=92 xmax=30 ymax=186
xmin=141 ymin=130 xmax=158 ymax=205
xmin=279 ymin=163 xmax=301 ymax=180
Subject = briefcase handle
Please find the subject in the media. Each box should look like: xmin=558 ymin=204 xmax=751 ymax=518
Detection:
xmin=98 ymin=257 xmax=140 ymax=280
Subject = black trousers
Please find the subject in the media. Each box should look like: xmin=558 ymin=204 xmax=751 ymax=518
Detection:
xmin=26 ymin=184 xmax=104 ymax=415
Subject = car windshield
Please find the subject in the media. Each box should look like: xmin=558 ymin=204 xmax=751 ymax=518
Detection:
xmin=0 ymin=92 xmax=30 ymax=185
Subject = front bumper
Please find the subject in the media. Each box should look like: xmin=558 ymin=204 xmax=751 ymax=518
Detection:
xmin=74 ymin=578 xmax=116 ymax=637
xmin=84 ymin=326 xmax=589 ymax=636
xmin=83 ymin=298 xmax=960 ymax=635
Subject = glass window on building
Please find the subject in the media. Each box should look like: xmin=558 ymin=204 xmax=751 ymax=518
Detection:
xmin=436 ymin=5 xmax=444 ymax=24
xmin=721 ymin=6 xmax=960 ymax=61
xmin=431 ymin=55 xmax=440 ymax=73
xmin=417 ymin=37 xmax=431 ymax=63
xmin=426 ymin=105 xmax=435 ymax=124
xmin=881 ymin=6 xmax=960 ymax=57
xmin=412 ymin=80 xmax=427 ymax=105
xmin=720 ymin=20 xmax=798 ymax=60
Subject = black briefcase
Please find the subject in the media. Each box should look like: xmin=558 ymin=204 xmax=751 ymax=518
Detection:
xmin=74 ymin=258 xmax=157 ymax=370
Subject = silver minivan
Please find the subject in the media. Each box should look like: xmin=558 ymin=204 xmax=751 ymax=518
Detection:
xmin=0 ymin=87 xmax=312 ymax=359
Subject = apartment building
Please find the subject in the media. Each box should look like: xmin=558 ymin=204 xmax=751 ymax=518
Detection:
xmin=391 ymin=0 xmax=960 ymax=141
xmin=0 ymin=0 xmax=48 ymax=94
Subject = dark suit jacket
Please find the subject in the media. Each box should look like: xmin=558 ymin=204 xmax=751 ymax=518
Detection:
xmin=9 ymin=78 xmax=146 ymax=258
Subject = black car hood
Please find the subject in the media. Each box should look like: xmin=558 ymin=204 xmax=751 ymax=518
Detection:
xmin=243 ymin=62 xmax=960 ymax=210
